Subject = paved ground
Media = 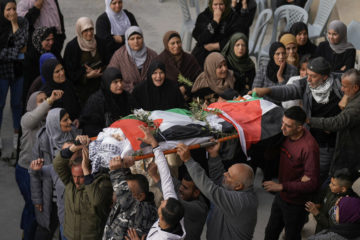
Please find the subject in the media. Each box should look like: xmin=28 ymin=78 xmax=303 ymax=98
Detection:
xmin=4 ymin=0 xmax=355 ymax=239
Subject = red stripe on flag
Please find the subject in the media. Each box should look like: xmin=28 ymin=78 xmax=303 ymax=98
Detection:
xmin=110 ymin=119 xmax=147 ymax=151
xmin=208 ymin=101 xmax=263 ymax=149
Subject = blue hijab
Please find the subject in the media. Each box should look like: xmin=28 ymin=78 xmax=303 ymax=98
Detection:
xmin=39 ymin=53 xmax=56 ymax=84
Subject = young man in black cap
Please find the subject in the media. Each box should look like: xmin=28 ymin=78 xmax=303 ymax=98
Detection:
xmin=250 ymin=57 xmax=343 ymax=184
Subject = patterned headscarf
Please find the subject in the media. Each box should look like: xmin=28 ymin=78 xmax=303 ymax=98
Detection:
xmin=32 ymin=26 xmax=55 ymax=54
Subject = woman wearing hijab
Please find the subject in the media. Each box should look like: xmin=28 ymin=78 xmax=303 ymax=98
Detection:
xmin=32 ymin=108 xmax=79 ymax=239
xmin=26 ymin=52 xmax=56 ymax=101
xmin=279 ymin=33 xmax=299 ymax=68
xmin=290 ymin=22 xmax=317 ymax=59
xmin=16 ymin=0 xmax=66 ymax=54
xmin=221 ymin=32 xmax=255 ymax=94
xmin=231 ymin=0 xmax=257 ymax=37
xmin=192 ymin=0 xmax=244 ymax=68
xmin=80 ymin=67 xmax=134 ymax=137
xmin=308 ymin=197 xmax=360 ymax=240
xmin=191 ymin=52 xmax=235 ymax=104
xmin=41 ymin=58 xmax=81 ymax=121
xmin=315 ymin=20 xmax=356 ymax=72
xmin=108 ymin=26 xmax=157 ymax=92
xmin=154 ymin=31 xmax=202 ymax=100
xmin=96 ymin=0 xmax=138 ymax=53
xmin=16 ymin=90 xmax=62 ymax=240
xmin=64 ymin=17 xmax=110 ymax=107
xmin=132 ymin=61 xmax=185 ymax=111
xmin=252 ymin=42 xmax=298 ymax=104
xmin=0 ymin=0 xmax=28 ymax=154
xmin=23 ymin=26 xmax=63 ymax=103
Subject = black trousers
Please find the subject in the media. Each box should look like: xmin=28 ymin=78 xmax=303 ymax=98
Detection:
xmin=265 ymin=194 xmax=307 ymax=240
xmin=34 ymin=203 xmax=59 ymax=240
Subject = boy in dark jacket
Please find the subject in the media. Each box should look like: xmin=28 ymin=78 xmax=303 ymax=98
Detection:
xmin=305 ymin=168 xmax=358 ymax=233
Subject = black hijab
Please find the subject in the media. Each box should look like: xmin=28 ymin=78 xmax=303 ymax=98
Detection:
xmin=40 ymin=58 xmax=81 ymax=120
xmin=290 ymin=22 xmax=317 ymax=57
xmin=266 ymin=42 xmax=287 ymax=84
xmin=132 ymin=60 xmax=184 ymax=111
xmin=0 ymin=0 xmax=15 ymax=49
xmin=101 ymin=67 xmax=132 ymax=119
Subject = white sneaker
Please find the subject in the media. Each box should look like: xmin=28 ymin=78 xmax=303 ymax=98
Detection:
xmin=13 ymin=133 xmax=19 ymax=150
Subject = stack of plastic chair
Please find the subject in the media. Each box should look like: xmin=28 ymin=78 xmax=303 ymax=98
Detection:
xmin=347 ymin=20 xmax=360 ymax=68
xmin=304 ymin=0 xmax=314 ymax=12
xmin=255 ymin=0 xmax=268 ymax=14
xmin=257 ymin=5 xmax=308 ymax=64
xmin=248 ymin=9 xmax=273 ymax=60
xmin=307 ymin=0 xmax=336 ymax=40
xmin=178 ymin=0 xmax=196 ymax=51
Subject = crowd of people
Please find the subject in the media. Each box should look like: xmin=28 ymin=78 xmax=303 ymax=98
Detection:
xmin=1 ymin=0 xmax=360 ymax=239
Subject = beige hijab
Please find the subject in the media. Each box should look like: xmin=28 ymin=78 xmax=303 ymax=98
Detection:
xmin=76 ymin=17 xmax=97 ymax=57
xmin=192 ymin=52 xmax=235 ymax=94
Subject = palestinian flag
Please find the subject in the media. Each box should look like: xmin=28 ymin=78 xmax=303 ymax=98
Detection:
xmin=207 ymin=99 xmax=283 ymax=155
xmin=110 ymin=108 xmax=220 ymax=151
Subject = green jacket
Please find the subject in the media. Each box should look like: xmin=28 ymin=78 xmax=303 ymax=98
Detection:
xmin=53 ymin=153 xmax=113 ymax=240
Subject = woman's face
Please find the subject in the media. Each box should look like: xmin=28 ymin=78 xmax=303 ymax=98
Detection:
xmin=167 ymin=37 xmax=182 ymax=56
xmin=128 ymin=34 xmax=143 ymax=51
xmin=3 ymin=2 xmax=16 ymax=21
xmin=273 ymin=47 xmax=286 ymax=66
xmin=233 ymin=39 xmax=247 ymax=57
xmin=152 ymin=68 xmax=165 ymax=87
xmin=53 ymin=64 xmax=66 ymax=84
xmin=215 ymin=60 xmax=228 ymax=79
xmin=60 ymin=113 xmax=72 ymax=132
xmin=285 ymin=43 xmax=297 ymax=57
xmin=36 ymin=92 xmax=47 ymax=106
xmin=296 ymin=30 xmax=308 ymax=46
xmin=81 ymin=28 xmax=94 ymax=41
xmin=299 ymin=62 xmax=308 ymax=78
xmin=110 ymin=0 xmax=122 ymax=13
xmin=212 ymin=0 xmax=225 ymax=13
xmin=327 ymin=29 xmax=340 ymax=45
xmin=41 ymin=33 xmax=55 ymax=52
xmin=110 ymin=79 xmax=123 ymax=94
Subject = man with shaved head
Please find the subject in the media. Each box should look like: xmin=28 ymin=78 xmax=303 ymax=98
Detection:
xmin=177 ymin=142 xmax=258 ymax=240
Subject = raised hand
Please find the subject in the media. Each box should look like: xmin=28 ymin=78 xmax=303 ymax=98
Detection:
xmin=137 ymin=125 xmax=158 ymax=148
xmin=205 ymin=139 xmax=220 ymax=158
xmin=176 ymin=143 xmax=191 ymax=162
xmin=30 ymin=158 xmax=44 ymax=171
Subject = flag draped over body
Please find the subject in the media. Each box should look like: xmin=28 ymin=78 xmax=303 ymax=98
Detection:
xmin=89 ymin=99 xmax=283 ymax=173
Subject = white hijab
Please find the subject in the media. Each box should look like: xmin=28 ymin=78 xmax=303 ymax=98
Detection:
xmin=105 ymin=0 xmax=131 ymax=35
xmin=125 ymin=26 xmax=147 ymax=69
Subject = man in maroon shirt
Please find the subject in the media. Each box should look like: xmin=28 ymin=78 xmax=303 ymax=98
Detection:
xmin=263 ymin=106 xmax=320 ymax=240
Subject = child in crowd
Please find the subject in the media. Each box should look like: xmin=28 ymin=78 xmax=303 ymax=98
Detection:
xmin=308 ymin=197 xmax=360 ymax=240
xmin=305 ymin=168 xmax=358 ymax=233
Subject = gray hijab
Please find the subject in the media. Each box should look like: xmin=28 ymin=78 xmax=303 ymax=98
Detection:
xmin=327 ymin=20 xmax=354 ymax=54
xmin=26 ymin=91 xmax=44 ymax=112
xmin=125 ymin=26 xmax=147 ymax=69
xmin=45 ymin=108 xmax=78 ymax=157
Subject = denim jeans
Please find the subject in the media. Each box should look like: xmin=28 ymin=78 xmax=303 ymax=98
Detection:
xmin=0 ymin=77 xmax=23 ymax=130
xmin=15 ymin=164 xmax=37 ymax=240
